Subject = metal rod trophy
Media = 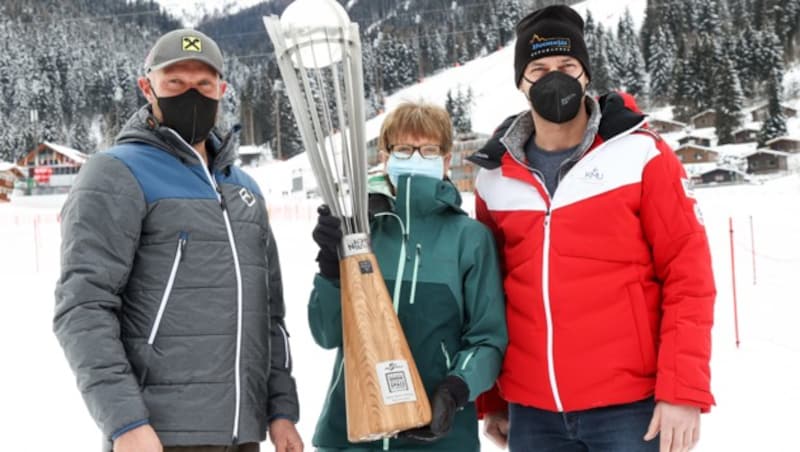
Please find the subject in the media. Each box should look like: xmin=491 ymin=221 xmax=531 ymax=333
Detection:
xmin=263 ymin=0 xmax=431 ymax=442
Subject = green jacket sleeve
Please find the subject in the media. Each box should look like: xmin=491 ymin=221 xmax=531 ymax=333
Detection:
xmin=53 ymin=153 xmax=150 ymax=439
xmin=265 ymin=225 xmax=300 ymax=422
xmin=448 ymin=224 xmax=508 ymax=401
xmin=307 ymin=274 xmax=343 ymax=349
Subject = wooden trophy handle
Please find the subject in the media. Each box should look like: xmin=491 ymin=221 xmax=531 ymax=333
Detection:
xmin=340 ymin=251 xmax=432 ymax=442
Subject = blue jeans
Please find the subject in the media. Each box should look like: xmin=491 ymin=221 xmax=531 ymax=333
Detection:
xmin=508 ymin=398 xmax=658 ymax=452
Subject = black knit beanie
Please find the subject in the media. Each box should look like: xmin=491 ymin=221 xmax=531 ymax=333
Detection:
xmin=514 ymin=5 xmax=591 ymax=87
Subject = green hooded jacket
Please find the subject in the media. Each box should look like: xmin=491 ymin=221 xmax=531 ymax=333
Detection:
xmin=308 ymin=175 xmax=508 ymax=451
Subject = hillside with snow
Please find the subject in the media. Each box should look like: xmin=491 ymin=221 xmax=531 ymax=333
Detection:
xmin=249 ymin=0 xmax=800 ymax=199
xmin=155 ymin=0 xmax=267 ymax=26
xmin=3 ymin=1 xmax=800 ymax=450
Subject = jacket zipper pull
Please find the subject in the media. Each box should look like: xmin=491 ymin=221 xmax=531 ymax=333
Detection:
xmin=215 ymin=185 xmax=227 ymax=211
xmin=178 ymin=232 xmax=188 ymax=262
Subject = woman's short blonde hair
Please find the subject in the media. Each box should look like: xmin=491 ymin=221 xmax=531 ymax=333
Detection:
xmin=378 ymin=101 xmax=453 ymax=155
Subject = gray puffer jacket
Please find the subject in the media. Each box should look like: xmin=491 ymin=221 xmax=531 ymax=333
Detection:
xmin=54 ymin=106 xmax=298 ymax=450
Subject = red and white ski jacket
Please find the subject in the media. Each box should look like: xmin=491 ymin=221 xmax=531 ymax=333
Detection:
xmin=471 ymin=93 xmax=716 ymax=415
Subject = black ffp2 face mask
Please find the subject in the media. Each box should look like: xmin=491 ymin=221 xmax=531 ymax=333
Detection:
xmin=151 ymin=84 xmax=219 ymax=145
xmin=527 ymin=71 xmax=584 ymax=124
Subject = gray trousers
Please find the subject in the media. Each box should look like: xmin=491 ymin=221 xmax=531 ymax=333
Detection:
xmin=164 ymin=443 xmax=260 ymax=452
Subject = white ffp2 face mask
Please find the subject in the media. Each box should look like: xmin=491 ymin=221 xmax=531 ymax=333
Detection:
xmin=386 ymin=152 xmax=444 ymax=187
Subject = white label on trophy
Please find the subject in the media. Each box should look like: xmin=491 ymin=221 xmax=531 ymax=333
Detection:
xmin=342 ymin=233 xmax=370 ymax=257
xmin=376 ymin=360 xmax=417 ymax=405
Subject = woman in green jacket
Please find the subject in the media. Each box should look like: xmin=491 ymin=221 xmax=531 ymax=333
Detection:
xmin=308 ymin=101 xmax=508 ymax=451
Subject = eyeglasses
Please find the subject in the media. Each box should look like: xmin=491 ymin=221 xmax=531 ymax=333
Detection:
xmin=524 ymin=62 xmax=584 ymax=83
xmin=387 ymin=144 xmax=442 ymax=160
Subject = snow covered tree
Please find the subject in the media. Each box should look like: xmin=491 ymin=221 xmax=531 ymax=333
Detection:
xmin=671 ymin=58 xmax=698 ymax=122
xmin=696 ymin=0 xmax=725 ymax=36
xmin=758 ymin=67 xmax=788 ymax=146
xmin=733 ymin=25 xmax=758 ymax=98
xmin=445 ymin=90 xmax=456 ymax=121
xmin=496 ymin=0 xmax=521 ymax=46
xmin=274 ymin=87 xmax=304 ymax=159
xmin=648 ymin=26 xmax=675 ymax=105
xmin=586 ymin=25 xmax=615 ymax=95
xmin=446 ymin=87 xmax=473 ymax=135
xmin=615 ymin=10 xmax=647 ymax=98
xmin=640 ymin=0 xmax=663 ymax=68
xmin=729 ymin=0 xmax=752 ymax=31
xmin=713 ymin=55 xmax=744 ymax=145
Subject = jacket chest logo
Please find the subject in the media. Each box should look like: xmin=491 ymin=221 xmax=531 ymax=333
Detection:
xmin=582 ymin=167 xmax=604 ymax=183
xmin=239 ymin=188 xmax=256 ymax=207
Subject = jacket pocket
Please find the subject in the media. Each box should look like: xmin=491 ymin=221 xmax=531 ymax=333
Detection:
xmin=147 ymin=232 xmax=189 ymax=346
xmin=441 ymin=340 xmax=452 ymax=370
xmin=277 ymin=322 xmax=292 ymax=370
xmin=626 ymin=282 xmax=656 ymax=375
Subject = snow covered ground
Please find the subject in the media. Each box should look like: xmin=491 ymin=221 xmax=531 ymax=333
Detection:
xmin=1 ymin=171 xmax=799 ymax=451
xmin=3 ymin=0 xmax=800 ymax=449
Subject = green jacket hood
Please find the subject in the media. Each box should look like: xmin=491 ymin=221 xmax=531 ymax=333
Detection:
xmin=370 ymin=174 xmax=465 ymax=221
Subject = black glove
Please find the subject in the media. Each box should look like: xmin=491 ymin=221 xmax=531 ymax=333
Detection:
xmin=397 ymin=376 xmax=469 ymax=443
xmin=312 ymin=204 xmax=342 ymax=279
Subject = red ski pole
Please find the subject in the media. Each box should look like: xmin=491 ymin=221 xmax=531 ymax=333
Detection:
xmin=729 ymin=217 xmax=740 ymax=348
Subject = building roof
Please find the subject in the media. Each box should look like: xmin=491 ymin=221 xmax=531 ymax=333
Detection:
xmin=238 ymin=145 xmax=267 ymax=156
xmin=715 ymin=142 xmax=758 ymax=158
xmin=697 ymin=166 xmax=749 ymax=177
xmin=732 ymin=126 xmax=759 ymax=134
xmin=0 ymin=161 xmax=19 ymax=171
xmin=742 ymin=148 xmax=791 ymax=158
xmin=676 ymin=143 xmax=718 ymax=154
xmin=690 ymin=109 xmax=716 ymax=121
xmin=749 ymin=102 xmax=798 ymax=113
xmin=765 ymin=136 xmax=800 ymax=145
xmin=647 ymin=116 xmax=687 ymax=127
xmin=42 ymin=142 xmax=89 ymax=164
xmin=683 ymin=162 xmax=719 ymax=175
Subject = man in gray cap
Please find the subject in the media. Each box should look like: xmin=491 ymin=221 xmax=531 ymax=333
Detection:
xmin=54 ymin=28 xmax=303 ymax=452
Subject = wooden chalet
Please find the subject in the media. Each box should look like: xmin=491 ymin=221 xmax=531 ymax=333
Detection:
xmin=732 ymin=126 xmax=759 ymax=144
xmin=751 ymin=103 xmax=798 ymax=122
xmin=765 ymin=136 xmax=800 ymax=153
xmin=675 ymin=144 xmax=719 ymax=164
xmin=690 ymin=109 xmax=716 ymax=129
xmin=647 ymin=117 xmax=687 ymax=134
xmin=697 ymin=167 xmax=748 ymax=185
xmin=0 ymin=162 xmax=24 ymax=202
xmin=744 ymin=149 xmax=790 ymax=174
xmin=17 ymin=142 xmax=89 ymax=195
xmin=677 ymin=134 xmax=712 ymax=148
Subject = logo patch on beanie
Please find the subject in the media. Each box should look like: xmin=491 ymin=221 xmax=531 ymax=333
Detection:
xmin=529 ymin=34 xmax=571 ymax=57
xmin=182 ymin=36 xmax=202 ymax=52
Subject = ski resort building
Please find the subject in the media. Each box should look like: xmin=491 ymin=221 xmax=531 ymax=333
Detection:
xmin=732 ymin=126 xmax=759 ymax=144
xmin=696 ymin=167 xmax=748 ymax=185
xmin=0 ymin=162 xmax=24 ymax=202
xmin=677 ymin=133 xmax=713 ymax=148
xmin=750 ymin=103 xmax=798 ymax=122
xmin=675 ymin=144 xmax=719 ymax=164
xmin=744 ymin=149 xmax=790 ymax=174
xmin=16 ymin=142 xmax=88 ymax=195
xmin=690 ymin=109 xmax=717 ymax=129
xmin=766 ymin=136 xmax=800 ymax=153
xmin=647 ymin=117 xmax=687 ymax=134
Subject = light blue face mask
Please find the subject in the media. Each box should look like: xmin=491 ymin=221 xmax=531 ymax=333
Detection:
xmin=386 ymin=152 xmax=444 ymax=187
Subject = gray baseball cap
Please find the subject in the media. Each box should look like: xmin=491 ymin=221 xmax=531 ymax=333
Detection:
xmin=144 ymin=29 xmax=224 ymax=77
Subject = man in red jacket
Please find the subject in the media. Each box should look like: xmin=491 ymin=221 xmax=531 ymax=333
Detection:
xmin=468 ymin=5 xmax=716 ymax=452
